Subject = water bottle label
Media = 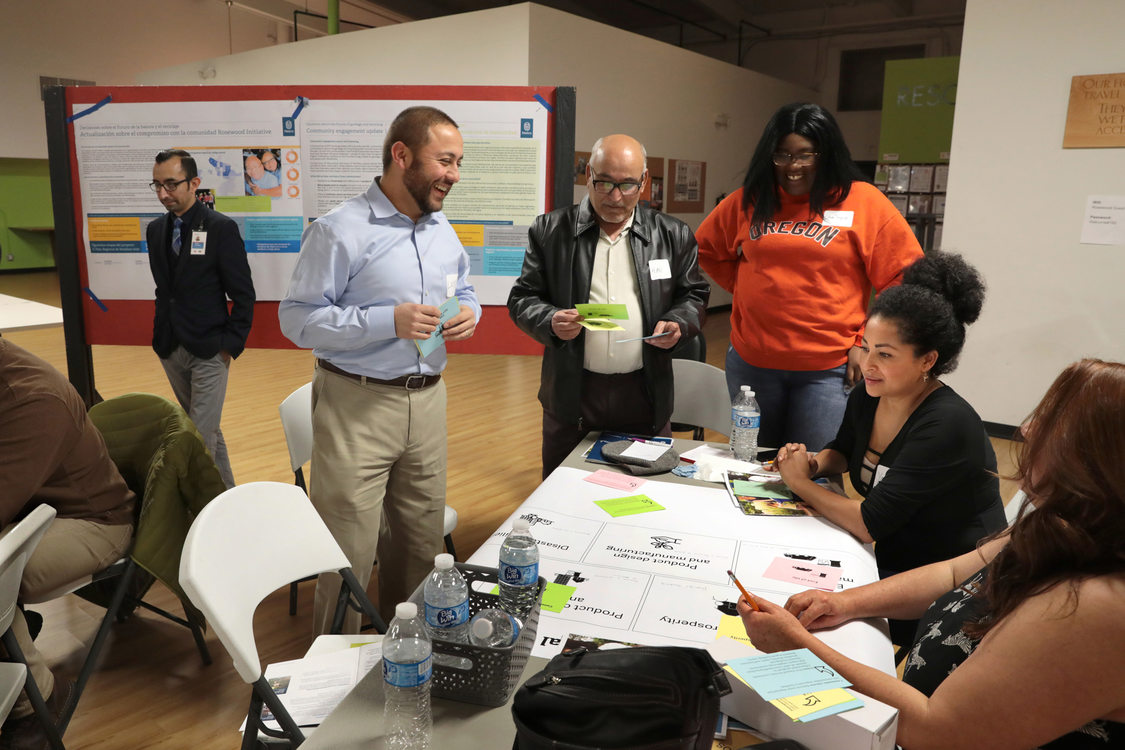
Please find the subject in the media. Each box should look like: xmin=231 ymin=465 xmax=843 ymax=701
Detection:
xmin=383 ymin=654 xmax=432 ymax=688
xmin=499 ymin=561 xmax=538 ymax=586
xmin=424 ymin=600 xmax=469 ymax=629
xmin=732 ymin=412 xmax=760 ymax=430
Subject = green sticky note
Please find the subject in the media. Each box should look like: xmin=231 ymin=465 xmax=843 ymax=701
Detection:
xmin=576 ymin=303 xmax=628 ymax=320
xmin=578 ymin=318 xmax=625 ymax=331
xmin=486 ymin=583 xmax=573 ymax=613
xmin=594 ymin=494 xmax=665 ymax=517
xmin=732 ymin=480 xmax=792 ymax=500
xmin=214 ymin=195 xmax=272 ymax=213
xmin=540 ymin=582 xmax=576 ymax=613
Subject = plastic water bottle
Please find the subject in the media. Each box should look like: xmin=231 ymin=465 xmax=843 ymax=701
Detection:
xmin=423 ymin=553 xmax=469 ymax=644
xmin=383 ymin=602 xmax=432 ymax=750
xmin=730 ymin=385 xmax=761 ymax=461
xmin=499 ymin=518 xmax=540 ymax=619
xmin=468 ymin=608 xmax=521 ymax=648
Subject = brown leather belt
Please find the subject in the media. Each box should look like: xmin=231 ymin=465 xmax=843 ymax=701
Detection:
xmin=317 ymin=359 xmax=441 ymax=390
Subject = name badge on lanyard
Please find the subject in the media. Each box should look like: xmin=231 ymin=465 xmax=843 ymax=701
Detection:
xmin=190 ymin=231 xmax=207 ymax=256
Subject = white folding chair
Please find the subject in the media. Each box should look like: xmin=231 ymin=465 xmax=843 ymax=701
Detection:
xmin=279 ymin=382 xmax=459 ymax=614
xmin=671 ymin=359 xmax=732 ymax=440
xmin=0 ymin=505 xmax=66 ymax=750
xmin=179 ymin=481 xmax=387 ymax=749
xmin=278 ymin=383 xmax=315 ymax=496
xmin=0 ymin=662 xmax=26 ymax=729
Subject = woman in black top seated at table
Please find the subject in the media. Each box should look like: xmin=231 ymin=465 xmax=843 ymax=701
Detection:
xmin=772 ymin=251 xmax=1005 ymax=643
xmin=739 ymin=359 xmax=1125 ymax=749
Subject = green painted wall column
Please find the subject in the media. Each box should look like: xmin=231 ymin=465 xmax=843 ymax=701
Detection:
xmin=0 ymin=158 xmax=55 ymax=271
xmin=327 ymin=0 xmax=339 ymax=35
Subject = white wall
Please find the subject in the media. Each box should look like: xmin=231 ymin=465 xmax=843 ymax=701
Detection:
xmin=137 ymin=3 xmax=817 ymax=307
xmin=941 ymin=0 xmax=1125 ymax=426
xmin=0 ymin=0 xmax=339 ymax=159
xmin=526 ymin=4 xmax=817 ymax=230
xmin=137 ymin=4 xmax=532 ymax=87
xmin=524 ymin=4 xmax=816 ymax=307
xmin=685 ymin=0 xmax=963 ymax=161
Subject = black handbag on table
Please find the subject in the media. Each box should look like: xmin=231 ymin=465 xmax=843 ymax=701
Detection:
xmin=511 ymin=645 xmax=732 ymax=750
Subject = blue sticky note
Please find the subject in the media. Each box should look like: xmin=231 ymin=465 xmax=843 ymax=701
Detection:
xmin=415 ymin=297 xmax=461 ymax=358
xmin=726 ymin=648 xmax=851 ymax=701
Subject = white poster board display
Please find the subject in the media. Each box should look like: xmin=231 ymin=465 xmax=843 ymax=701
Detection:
xmin=72 ymin=95 xmax=550 ymax=303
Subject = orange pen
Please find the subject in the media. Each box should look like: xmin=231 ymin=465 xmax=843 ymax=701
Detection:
xmin=727 ymin=569 xmax=761 ymax=612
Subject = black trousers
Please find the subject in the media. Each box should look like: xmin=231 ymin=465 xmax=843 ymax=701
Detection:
xmin=540 ymin=369 xmax=672 ymax=479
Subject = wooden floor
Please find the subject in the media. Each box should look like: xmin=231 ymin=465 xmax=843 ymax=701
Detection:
xmin=0 ymin=271 xmax=1021 ymax=748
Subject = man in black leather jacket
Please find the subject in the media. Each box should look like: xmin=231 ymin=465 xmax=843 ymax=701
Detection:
xmin=508 ymin=134 xmax=709 ymax=477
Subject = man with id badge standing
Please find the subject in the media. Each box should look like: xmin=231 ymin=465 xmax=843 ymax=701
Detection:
xmin=508 ymin=134 xmax=709 ymax=478
xmin=280 ymin=106 xmax=480 ymax=632
xmin=148 ymin=149 xmax=255 ymax=489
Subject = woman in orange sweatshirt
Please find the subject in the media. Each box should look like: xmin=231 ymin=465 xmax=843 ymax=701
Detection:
xmin=696 ymin=102 xmax=922 ymax=452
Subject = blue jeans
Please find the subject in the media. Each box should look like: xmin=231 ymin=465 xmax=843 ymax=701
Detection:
xmin=724 ymin=346 xmax=849 ymax=452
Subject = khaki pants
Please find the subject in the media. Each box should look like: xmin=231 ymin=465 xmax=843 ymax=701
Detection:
xmin=309 ymin=366 xmax=447 ymax=634
xmin=4 ymin=517 xmax=133 ymax=718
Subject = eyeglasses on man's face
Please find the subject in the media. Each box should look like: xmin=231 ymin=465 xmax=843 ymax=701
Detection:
xmin=149 ymin=179 xmax=189 ymax=193
xmin=591 ymin=178 xmax=643 ymax=195
xmin=771 ymin=152 xmax=818 ymax=167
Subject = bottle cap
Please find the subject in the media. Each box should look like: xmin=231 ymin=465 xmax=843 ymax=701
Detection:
xmin=471 ymin=617 xmax=494 ymax=640
xmin=434 ymin=553 xmax=454 ymax=570
xmin=512 ymin=518 xmax=530 ymax=533
xmin=395 ymin=602 xmax=418 ymax=620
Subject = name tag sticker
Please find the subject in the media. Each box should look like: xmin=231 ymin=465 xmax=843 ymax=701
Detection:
xmin=190 ymin=231 xmax=207 ymax=255
xmin=822 ymin=211 xmax=854 ymax=228
xmin=649 ymin=259 xmax=671 ymax=280
xmin=446 ymin=273 xmax=457 ymax=298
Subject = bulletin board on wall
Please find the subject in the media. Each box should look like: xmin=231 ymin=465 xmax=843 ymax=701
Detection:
xmin=45 ymin=85 xmax=575 ymax=402
xmin=666 ymin=158 xmax=706 ymax=214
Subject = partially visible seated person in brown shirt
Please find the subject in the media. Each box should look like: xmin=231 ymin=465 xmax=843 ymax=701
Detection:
xmin=0 ymin=337 xmax=136 ymax=747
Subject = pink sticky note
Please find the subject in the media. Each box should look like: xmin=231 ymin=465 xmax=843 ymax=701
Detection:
xmin=762 ymin=557 xmax=842 ymax=591
xmin=583 ymin=470 xmax=647 ymax=492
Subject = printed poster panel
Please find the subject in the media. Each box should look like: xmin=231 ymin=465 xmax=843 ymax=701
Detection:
xmin=74 ymin=100 xmax=303 ymax=300
xmin=477 ymin=509 xmax=604 ymax=563
xmin=72 ymin=97 xmax=550 ymax=303
xmin=583 ymin=524 xmax=736 ymax=583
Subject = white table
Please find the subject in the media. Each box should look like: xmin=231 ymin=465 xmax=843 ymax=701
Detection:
xmin=0 ymin=293 xmax=63 ymax=332
xmin=300 ymin=435 xmax=895 ymax=749
xmin=467 ymin=436 xmax=895 ymax=676
xmin=298 ymin=638 xmax=547 ymax=750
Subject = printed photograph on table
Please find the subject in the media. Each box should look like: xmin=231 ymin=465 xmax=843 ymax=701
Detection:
xmin=722 ymin=471 xmax=818 ymax=517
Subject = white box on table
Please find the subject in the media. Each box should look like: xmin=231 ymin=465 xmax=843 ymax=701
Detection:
xmin=707 ymin=638 xmax=898 ymax=750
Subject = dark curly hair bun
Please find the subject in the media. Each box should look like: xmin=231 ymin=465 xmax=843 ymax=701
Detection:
xmin=902 ymin=251 xmax=985 ymax=327
xmin=868 ymin=250 xmax=986 ymax=377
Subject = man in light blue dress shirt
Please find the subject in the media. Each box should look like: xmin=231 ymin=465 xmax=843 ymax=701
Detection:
xmin=280 ymin=106 xmax=480 ymax=632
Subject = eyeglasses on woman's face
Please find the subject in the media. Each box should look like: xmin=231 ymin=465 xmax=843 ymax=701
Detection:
xmin=771 ymin=152 xmax=818 ymax=167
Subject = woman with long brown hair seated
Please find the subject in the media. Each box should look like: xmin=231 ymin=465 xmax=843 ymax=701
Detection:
xmin=739 ymin=358 xmax=1125 ymax=749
